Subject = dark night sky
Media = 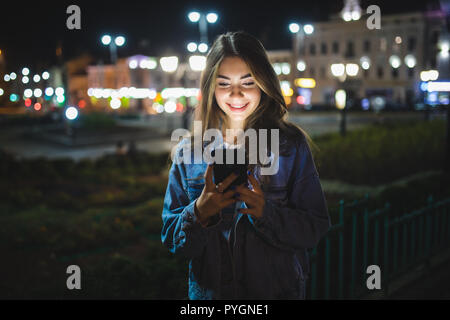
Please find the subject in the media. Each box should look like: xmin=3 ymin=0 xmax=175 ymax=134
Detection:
xmin=0 ymin=0 xmax=441 ymax=72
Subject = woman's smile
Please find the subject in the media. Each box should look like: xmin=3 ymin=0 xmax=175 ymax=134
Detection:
xmin=226 ymin=102 xmax=250 ymax=112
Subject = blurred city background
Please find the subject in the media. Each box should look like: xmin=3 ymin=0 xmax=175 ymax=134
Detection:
xmin=1 ymin=0 xmax=450 ymax=300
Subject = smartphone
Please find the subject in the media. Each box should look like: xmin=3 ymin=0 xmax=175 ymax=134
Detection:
xmin=212 ymin=147 xmax=249 ymax=192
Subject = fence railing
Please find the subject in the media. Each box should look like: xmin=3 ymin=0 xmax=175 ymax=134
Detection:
xmin=307 ymin=193 xmax=450 ymax=299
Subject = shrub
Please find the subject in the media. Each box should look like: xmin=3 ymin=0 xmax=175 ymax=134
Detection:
xmin=313 ymin=119 xmax=445 ymax=185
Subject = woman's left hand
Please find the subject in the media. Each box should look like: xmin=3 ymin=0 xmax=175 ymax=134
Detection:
xmin=235 ymin=172 xmax=265 ymax=219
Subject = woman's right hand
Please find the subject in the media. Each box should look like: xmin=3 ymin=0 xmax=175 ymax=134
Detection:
xmin=194 ymin=164 xmax=240 ymax=225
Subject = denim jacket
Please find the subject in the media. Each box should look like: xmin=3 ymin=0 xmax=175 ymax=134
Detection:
xmin=161 ymin=134 xmax=331 ymax=299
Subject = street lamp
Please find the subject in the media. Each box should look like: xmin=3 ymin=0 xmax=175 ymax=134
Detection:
xmin=187 ymin=42 xmax=198 ymax=52
xmin=189 ymin=55 xmax=207 ymax=71
xmin=420 ymin=69 xmax=439 ymax=120
xmin=160 ymin=56 xmax=179 ymax=73
xmin=341 ymin=0 xmax=362 ymax=21
xmin=331 ymin=62 xmax=360 ymax=136
xmin=289 ymin=22 xmax=314 ymax=109
xmin=101 ymin=34 xmax=126 ymax=64
xmin=186 ymin=41 xmax=208 ymax=54
xmin=187 ymin=11 xmax=218 ymax=45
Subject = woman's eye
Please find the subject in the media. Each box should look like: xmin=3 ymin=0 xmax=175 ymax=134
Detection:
xmin=243 ymin=82 xmax=255 ymax=86
xmin=218 ymin=83 xmax=229 ymax=86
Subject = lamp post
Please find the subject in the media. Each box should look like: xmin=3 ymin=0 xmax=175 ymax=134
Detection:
xmin=331 ymin=64 xmax=347 ymax=136
xmin=101 ymin=35 xmax=125 ymax=113
xmin=341 ymin=0 xmax=362 ymax=22
xmin=101 ymin=35 xmax=125 ymax=65
xmin=331 ymin=63 xmax=359 ymax=136
xmin=420 ymin=69 xmax=439 ymax=121
xmin=160 ymin=56 xmax=179 ymax=132
xmin=186 ymin=42 xmax=209 ymax=54
xmin=289 ymin=23 xmax=313 ymax=109
xmin=188 ymin=11 xmax=218 ymax=46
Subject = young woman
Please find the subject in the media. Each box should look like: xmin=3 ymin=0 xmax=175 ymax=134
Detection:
xmin=161 ymin=31 xmax=331 ymax=300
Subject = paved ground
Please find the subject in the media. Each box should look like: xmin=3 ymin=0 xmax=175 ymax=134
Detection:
xmin=390 ymin=259 xmax=450 ymax=299
xmin=0 ymin=111 xmax=444 ymax=162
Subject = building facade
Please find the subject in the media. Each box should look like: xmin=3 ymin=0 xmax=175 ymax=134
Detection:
xmin=275 ymin=10 xmax=448 ymax=110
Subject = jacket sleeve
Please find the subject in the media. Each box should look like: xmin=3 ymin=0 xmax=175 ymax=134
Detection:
xmin=248 ymin=139 xmax=331 ymax=251
xmin=161 ymin=153 xmax=210 ymax=259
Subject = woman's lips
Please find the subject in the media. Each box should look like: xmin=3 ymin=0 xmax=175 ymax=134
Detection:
xmin=227 ymin=102 xmax=249 ymax=112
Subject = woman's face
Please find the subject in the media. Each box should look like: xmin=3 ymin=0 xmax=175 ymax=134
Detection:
xmin=214 ymin=56 xmax=261 ymax=127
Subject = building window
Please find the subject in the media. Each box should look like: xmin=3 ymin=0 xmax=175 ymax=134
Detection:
xmin=377 ymin=66 xmax=384 ymax=79
xmin=363 ymin=39 xmax=371 ymax=53
xmin=320 ymin=66 xmax=326 ymax=79
xmin=345 ymin=41 xmax=355 ymax=58
xmin=300 ymin=46 xmax=306 ymax=55
xmin=430 ymin=56 xmax=437 ymax=69
xmin=380 ymin=37 xmax=387 ymax=51
xmin=332 ymin=41 xmax=339 ymax=54
xmin=407 ymin=36 xmax=416 ymax=51
xmin=321 ymin=42 xmax=327 ymax=55
xmin=309 ymin=43 xmax=316 ymax=55
xmin=431 ymin=31 xmax=439 ymax=45
xmin=408 ymin=68 xmax=414 ymax=79
xmin=310 ymin=67 xmax=316 ymax=77
xmin=364 ymin=69 xmax=369 ymax=79
xmin=392 ymin=68 xmax=399 ymax=79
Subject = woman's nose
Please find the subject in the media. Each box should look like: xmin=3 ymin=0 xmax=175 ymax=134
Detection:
xmin=230 ymin=86 xmax=244 ymax=97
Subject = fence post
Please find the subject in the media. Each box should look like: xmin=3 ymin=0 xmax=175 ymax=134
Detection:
xmin=402 ymin=218 xmax=408 ymax=271
xmin=425 ymin=195 xmax=434 ymax=275
xmin=393 ymin=217 xmax=399 ymax=274
xmin=350 ymin=212 xmax=357 ymax=298
xmin=363 ymin=207 xmax=369 ymax=273
xmin=373 ymin=210 xmax=380 ymax=267
xmin=411 ymin=212 xmax=417 ymax=262
xmin=325 ymin=237 xmax=330 ymax=300
xmin=383 ymin=202 xmax=390 ymax=298
xmin=338 ymin=199 xmax=344 ymax=299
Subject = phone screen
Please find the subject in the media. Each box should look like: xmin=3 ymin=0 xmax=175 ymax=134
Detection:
xmin=212 ymin=147 xmax=249 ymax=192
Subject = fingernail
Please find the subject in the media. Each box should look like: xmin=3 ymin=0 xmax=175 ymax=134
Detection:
xmin=230 ymin=185 xmax=236 ymax=190
xmin=233 ymin=193 xmax=240 ymax=198
xmin=247 ymin=170 xmax=251 ymax=175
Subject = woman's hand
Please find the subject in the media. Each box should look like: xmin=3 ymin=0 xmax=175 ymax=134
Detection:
xmin=235 ymin=172 xmax=265 ymax=219
xmin=194 ymin=164 xmax=240 ymax=225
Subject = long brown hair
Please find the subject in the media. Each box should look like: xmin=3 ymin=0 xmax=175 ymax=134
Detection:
xmin=186 ymin=31 xmax=319 ymax=182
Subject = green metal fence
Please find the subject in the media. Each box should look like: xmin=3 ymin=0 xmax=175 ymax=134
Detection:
xmin=307 ymin=193 xmax=450 ymax=299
